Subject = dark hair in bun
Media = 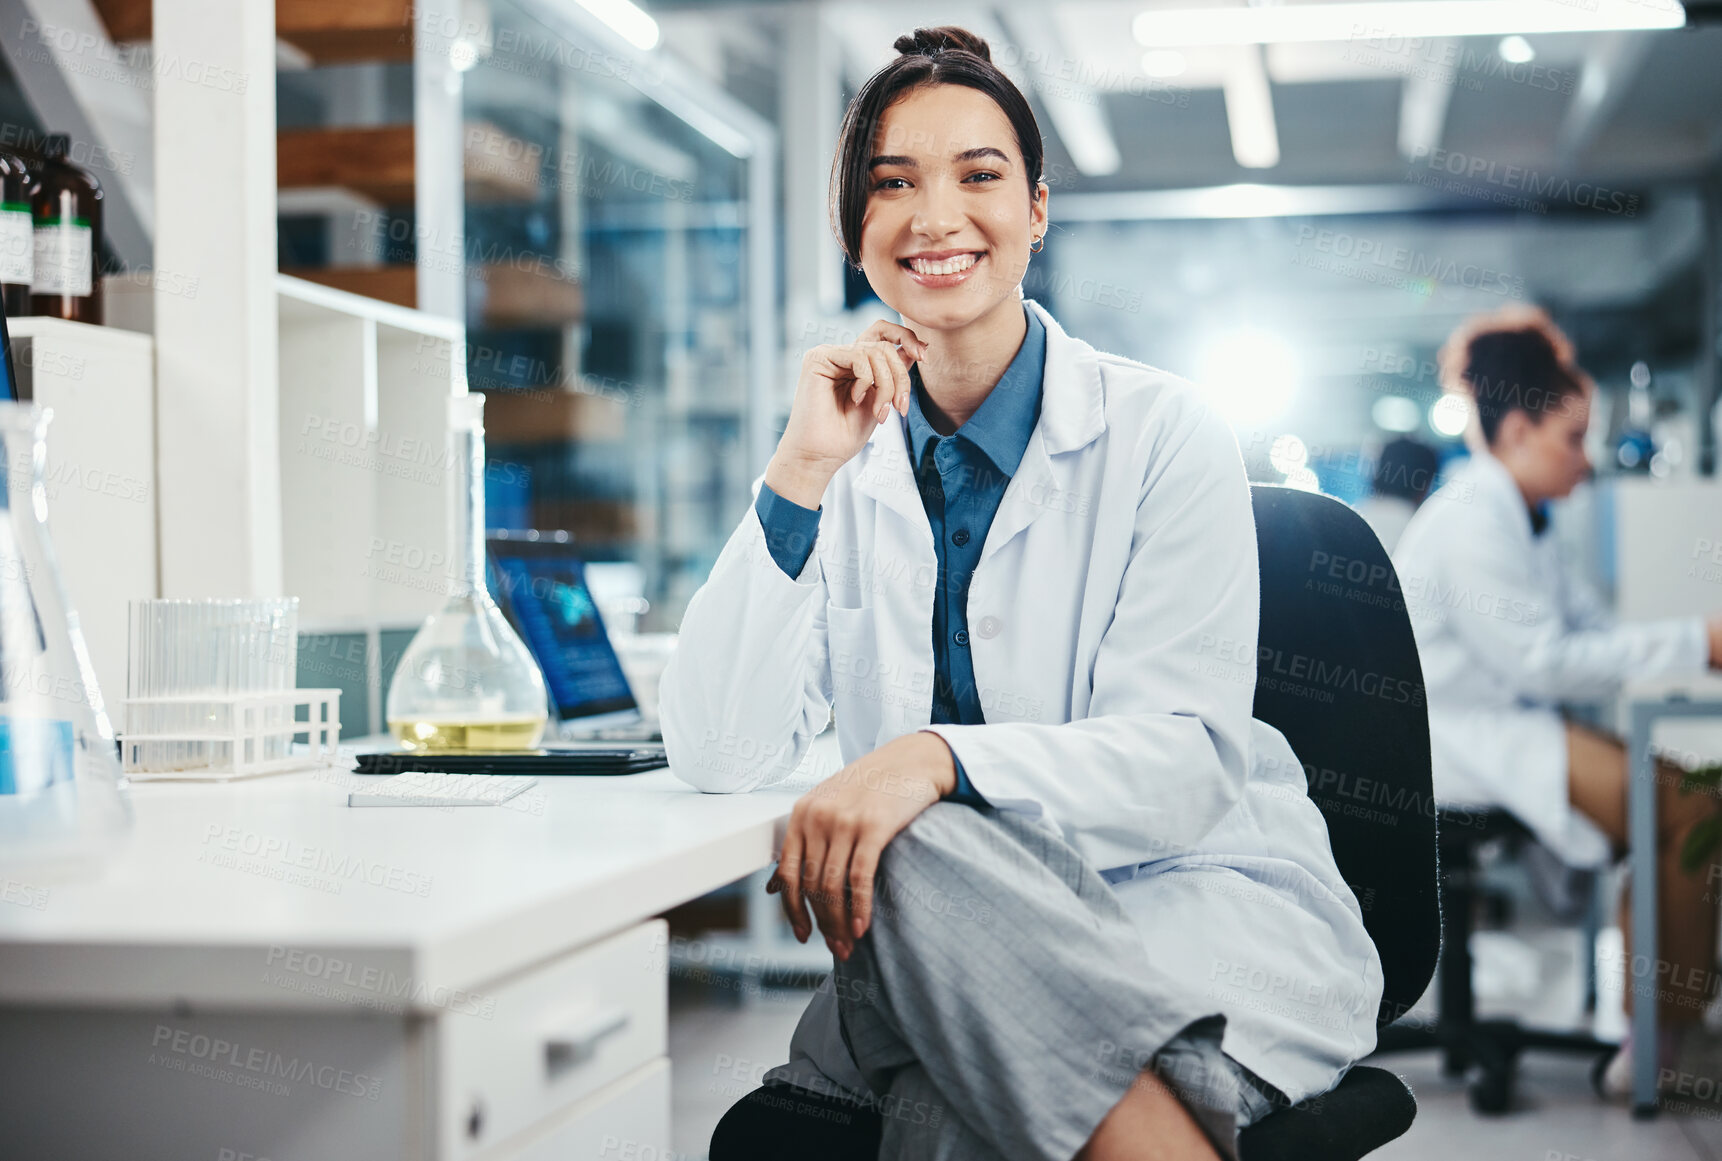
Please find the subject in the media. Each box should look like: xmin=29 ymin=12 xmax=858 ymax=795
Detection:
xmin=1437 ymin=306 xmax=1591 ymax=445
xmin=829 ymin=26 xmax=1044 ymax=267
xmin=893 ymin=26 xmax=993 ymax=62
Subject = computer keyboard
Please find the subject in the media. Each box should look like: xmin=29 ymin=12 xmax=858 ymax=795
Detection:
xmin=346 ymin=771 xmax=537 ymax=807
xmin=585 ymin=723 xmax=664 ymax=743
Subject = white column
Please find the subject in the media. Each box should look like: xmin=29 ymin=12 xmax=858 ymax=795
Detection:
xmin=153 ymin=0 xmax=282 ymax=597
xmin=413 ymin=8 xmax=465 ymax=321
xmin=780 ymin=3 xmax=844 ymax=332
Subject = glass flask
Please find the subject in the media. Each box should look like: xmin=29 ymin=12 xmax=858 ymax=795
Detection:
xmin=0 ymin=403 xmax=131 ymax=875
xmin=386 ymin=394 xmax=549 ymax=750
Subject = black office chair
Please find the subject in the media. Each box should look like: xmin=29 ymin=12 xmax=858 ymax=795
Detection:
xmin=1374 ymin=807 xmax=1616 ymax=1113
xmin=711 ymin=486 xmax=1439 ymax=1161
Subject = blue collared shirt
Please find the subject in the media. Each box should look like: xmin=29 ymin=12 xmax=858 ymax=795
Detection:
xmin=753 ymin=306 xmax=1046 ymax=806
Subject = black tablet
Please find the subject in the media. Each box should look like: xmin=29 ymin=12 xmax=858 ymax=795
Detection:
xmin=353 ymin=749 xmax=667 ymax=777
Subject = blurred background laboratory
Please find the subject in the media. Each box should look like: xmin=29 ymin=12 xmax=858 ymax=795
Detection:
xmin=1 ymin=1 xmax=1721 ymax=1159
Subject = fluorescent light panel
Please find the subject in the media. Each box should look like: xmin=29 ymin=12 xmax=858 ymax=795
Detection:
xmin=1133 ymin=1 xmax=1685 ymax=48
xmin=1223 ymin=47 xmax=1280 ymax=168
xmin=577 ymin=0 xmax=660 ymax=51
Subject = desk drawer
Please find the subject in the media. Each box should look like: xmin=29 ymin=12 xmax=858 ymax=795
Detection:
xmin=488 ymin=1057 xmax=670 ymax=1161
xmin=439 ymin=920 xmax=666 ymax=1160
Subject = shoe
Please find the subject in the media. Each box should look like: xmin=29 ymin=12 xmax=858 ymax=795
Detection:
xmin=1592 ymin=1027 xmax=1688 ymax=1101
xmin=1592 ymin=1041 xmax=1630 ymax=1100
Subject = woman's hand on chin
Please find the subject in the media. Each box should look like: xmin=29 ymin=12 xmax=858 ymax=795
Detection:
xmin=766 ymin=320 xmax=928 ymax=508
xmin=767 ymin=730 xmax=958 ymax=961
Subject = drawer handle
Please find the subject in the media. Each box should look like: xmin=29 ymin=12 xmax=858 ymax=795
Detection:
xmin=543 ymin=1007 xmax=630 ymax=1078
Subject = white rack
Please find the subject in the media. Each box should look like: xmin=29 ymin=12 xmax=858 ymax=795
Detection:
xmin=122 ymin=689 xmax=342 ymax=782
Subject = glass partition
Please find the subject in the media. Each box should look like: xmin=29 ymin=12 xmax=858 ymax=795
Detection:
xmin=462 ymin=0 xmax=772 ymax=631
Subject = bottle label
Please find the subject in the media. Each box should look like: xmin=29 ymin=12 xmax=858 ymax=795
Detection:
xmin=0 ymin=206 xmax=30 ymax=285
xmin=32 ymin=220 xmax=92 ymax=297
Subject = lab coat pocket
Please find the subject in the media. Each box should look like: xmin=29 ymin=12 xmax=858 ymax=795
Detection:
xmin=825 ymin=604 xmax=885 ymax=756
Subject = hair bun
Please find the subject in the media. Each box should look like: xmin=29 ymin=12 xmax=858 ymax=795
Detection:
xmin=1436 ymin=304 xmax=1575 ymax=396
xmin=893 ymin=26 xmax=992 ymax=63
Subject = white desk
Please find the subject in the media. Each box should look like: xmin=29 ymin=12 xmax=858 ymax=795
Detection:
xmin=0 ymin=764 xmax=800 ymax=1160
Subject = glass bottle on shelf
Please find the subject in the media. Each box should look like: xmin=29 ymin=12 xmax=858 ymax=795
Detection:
xmin=29 ymin=134 xmax=103 ymax=325
xmin=0 ymin=147 xmax=31 ymax=317
xmin=386 ymin=394 xmax=549 ymax=751
xmin=0 ymin=402 xmax=131 ymax=876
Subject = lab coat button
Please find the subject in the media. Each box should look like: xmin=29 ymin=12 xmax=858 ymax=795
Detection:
xmin=977 ymin=615 xmax=1001 ymax=638
xmin=954 ymin=629 xmax=970 ymax=646
xmin=952 ymin=529 xmax=970 ymax=546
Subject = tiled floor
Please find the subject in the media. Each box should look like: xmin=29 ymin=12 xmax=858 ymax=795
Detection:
xmin=667 ymin=976 xmax=1719 ymax=1161
xmin=1367 ymin=1048 xmax=1714 ymax=1161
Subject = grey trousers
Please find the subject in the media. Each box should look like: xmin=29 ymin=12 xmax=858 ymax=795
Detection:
xmin=829 ymin=802 xmax=1283 ymax=1161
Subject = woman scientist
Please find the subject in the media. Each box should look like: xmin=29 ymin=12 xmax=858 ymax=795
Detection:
xmin=1394 ymin=306 xmax=1722 ymax=1087
xmin=660 ymin=27 xmax=1381 ymax=1161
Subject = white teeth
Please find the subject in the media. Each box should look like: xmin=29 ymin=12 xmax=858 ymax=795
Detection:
xmin=909 ymin=254 xmax=977 ymax=276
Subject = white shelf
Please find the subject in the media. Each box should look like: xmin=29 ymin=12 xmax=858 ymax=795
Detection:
xmin=276 ymin=275 xmax=468 ymax=735
xmin=8 ymin=317 xmax=156 ymax=711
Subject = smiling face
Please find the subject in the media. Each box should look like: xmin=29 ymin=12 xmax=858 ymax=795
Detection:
xmin=858 ymin=84 xmax=1048 ymax=335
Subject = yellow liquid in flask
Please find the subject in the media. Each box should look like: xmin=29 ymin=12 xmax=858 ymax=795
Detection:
xmin=388 ymin=715 xmax=547 ymax=751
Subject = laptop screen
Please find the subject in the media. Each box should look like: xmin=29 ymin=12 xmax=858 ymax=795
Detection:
xmin=487 ymin=538 xmax=637 ymax=722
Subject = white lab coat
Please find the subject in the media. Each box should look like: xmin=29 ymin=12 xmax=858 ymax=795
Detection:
xmin=1393 ymin=451 xmax=1709 ymax=867
xmin=660 ymin=300 xmax=1382 ymax=1105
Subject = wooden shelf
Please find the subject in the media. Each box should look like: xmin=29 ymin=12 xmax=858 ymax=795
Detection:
xmin=279 ymin=0 xmax=413 ymax=64
xmin=91 ymin=0 xmax=148 ymax=41
xmin=93 ymin=0 xmax=413 ymax=62
xmin=534 ymin=498 xmax=640 ymax=544
xmin=472 ymin=264 xmax=584 ymax=330
xmin=464 ymin=122 xmax=543 ymax=204
xmin=282 ymin=265 xmax=416 ymax=309
xmin=282 ymin=260 xmax=585 ymax=324
xmin=279 ymin=125 xmax=416 ymax=206
xmin=279 ymin=122 xmax=542 ymax=207
xmin=480 ymin=390 xmax=629 ymax=444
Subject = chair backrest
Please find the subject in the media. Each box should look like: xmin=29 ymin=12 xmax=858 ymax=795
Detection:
xmin=1249 ymin=486 xmax=1439 ymax=1027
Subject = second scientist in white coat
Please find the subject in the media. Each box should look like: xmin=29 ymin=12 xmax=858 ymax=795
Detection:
xmin=661 ymin=26 xmax=1379 ymax=1161
xmin=1395 ymin=306 xmax=1722 ymax=1080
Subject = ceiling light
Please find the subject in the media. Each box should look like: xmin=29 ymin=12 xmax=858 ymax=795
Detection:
xmin=1430 ymin=393 xmax=1472 ymax=438
xmin=1141 ymin=49 xmax=1188 ymax=78
xmin=1198 ymin=330 xmax=1299 ymax=425
xmin=577 ymin=0 xmax=660 ymax=51
xmin=1224 ymin=48 xmax=1280 ymax=168
xmin=1372 ymin=395 xmax=1423 ymax=433
xmin=1132 ymin=1 xmax=1684 ymax=47
xmin=1497 ymin=35 xmax=1535 ymax=63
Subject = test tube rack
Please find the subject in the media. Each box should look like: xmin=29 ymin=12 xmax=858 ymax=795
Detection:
xmin=121 ymin=689 xmax=342 ymax=781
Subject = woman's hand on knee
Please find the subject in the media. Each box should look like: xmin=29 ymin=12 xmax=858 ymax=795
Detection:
xmin=767 ymin=732 xmax=956 ymax=960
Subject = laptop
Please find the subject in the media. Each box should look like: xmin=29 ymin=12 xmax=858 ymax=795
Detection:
xmin=485 ymin=532 xmax=664 ymax=745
